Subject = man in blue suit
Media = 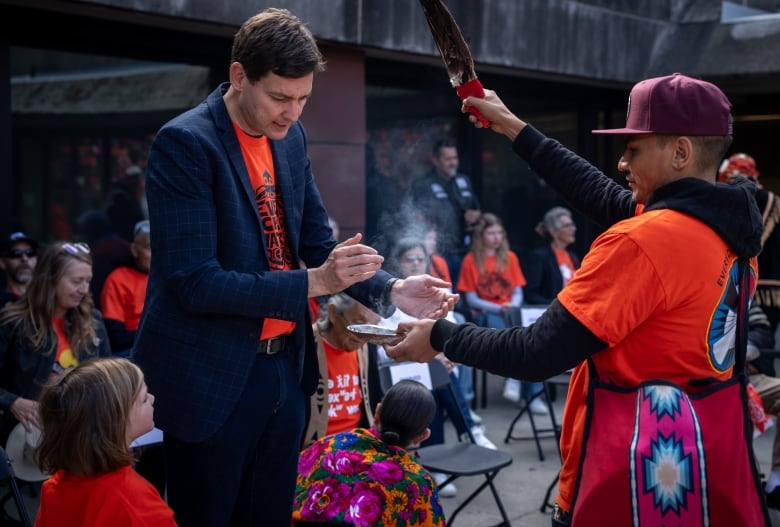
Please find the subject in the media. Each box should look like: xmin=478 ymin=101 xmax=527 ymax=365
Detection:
xmin=133 ymin=8 xmax=456 ymax=527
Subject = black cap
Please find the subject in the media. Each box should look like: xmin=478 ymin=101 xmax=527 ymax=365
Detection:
xmin=1 ymin=231 xmax=38 ymax=256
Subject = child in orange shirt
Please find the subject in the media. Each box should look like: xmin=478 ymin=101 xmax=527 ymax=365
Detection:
xmin=34 ymin=358 xmax=176 ymax=527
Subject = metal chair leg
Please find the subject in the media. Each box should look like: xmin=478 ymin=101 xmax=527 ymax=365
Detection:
xmin=446 ymin=470 xmax=512 ymax=527
xmin=504 ymin=389 xmax=553 ymax=461
xmin=540 ymin=473 xmax=559 ymax=513
xmin=0 ymin=448 xmax=33 ymax=527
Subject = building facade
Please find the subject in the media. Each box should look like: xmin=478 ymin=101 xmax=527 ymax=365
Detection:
xmin=1 ymin=0 xmax=779 ymax=259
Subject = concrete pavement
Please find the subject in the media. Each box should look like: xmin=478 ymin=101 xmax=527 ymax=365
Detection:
xmin=4 ymin=371 xmax=780 ymax=526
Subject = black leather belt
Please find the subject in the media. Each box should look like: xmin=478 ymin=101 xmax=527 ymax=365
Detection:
xmin=257 ymin=336 xmax=287 ymax=355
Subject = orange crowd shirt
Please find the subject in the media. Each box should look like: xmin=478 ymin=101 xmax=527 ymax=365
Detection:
xmin=554 ymin=248 xmax=577 ymax=285
xmin=322 ymin=339 xmax=363 ymax=435
xmin=100 ymin=266 xmax=148 ymax=331
xmin=554 ymin=209 xmax=757 ymax=512
xmin=51 ymin=316 xmax=77 ymax=376
xmin=457 ymin=251 xmax=526 ymax=304
xmin=429 ymin=254 xmax=452 ymax=284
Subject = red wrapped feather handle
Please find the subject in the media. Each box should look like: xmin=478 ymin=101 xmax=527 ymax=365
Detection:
xmin=455 ymin=78 xmax=491 ymax=127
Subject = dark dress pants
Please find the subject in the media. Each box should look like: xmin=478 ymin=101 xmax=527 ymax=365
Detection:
xmin=164 ymin=352 xmax=305 ymax=527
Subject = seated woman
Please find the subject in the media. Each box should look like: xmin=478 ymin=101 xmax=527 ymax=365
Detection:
xmin=292 ymin=379 xmax=445 ymax=527
xmin=523 ymin=207 xmax=580 ymax=305
xmin=0 ymin=241 xmax=111 ymax=448
xmin=379 ymin=236 xmax=496 ymax=497
xmin=457 ymin=213 xmax=546 ymax=414
xmin=33 ymin=357 xmax=176 ymax=526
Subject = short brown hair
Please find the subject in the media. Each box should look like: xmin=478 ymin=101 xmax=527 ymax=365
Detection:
xmin=231 ymin=8 xmax=326 ymax=82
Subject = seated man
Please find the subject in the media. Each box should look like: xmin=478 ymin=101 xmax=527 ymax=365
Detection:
xmin=0 ymin=231 xmax=38 ymax=306
xmin=100 ymin=220 xmax=150 ymax=356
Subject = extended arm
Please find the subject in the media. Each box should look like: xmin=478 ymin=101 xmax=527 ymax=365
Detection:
xmin=462 ymin=90 xmax=638 ymax=229
xmin=385 ymin=300 xmax=606 ymax=381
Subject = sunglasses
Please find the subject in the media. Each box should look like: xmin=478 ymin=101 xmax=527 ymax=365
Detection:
xmin=62 ymin=242 xmax=91 ymax=255
xmin=5 ymin=248 xmax=36 ymax=259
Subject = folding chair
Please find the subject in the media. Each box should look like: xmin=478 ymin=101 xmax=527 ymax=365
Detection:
xmin=379 ymin=359 xmax=514 ymax=526
xmin=502 ymin=306 xmax=566 ymax=461
xmin=503 ymin=380 xmax=560 ymax=461
xmin=531 ymin=374 xmax=572 ymax=514
xmin=0 ymin=446 xmax=33 ymax=527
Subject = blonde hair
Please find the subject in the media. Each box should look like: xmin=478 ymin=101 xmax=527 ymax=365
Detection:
xmin=35 ymin=357 xmax=144 ymax=476
xmin=0 ymin=242 xmax=96 ymax=356
xmin=470 ymin=213 xmax=509 ymax=273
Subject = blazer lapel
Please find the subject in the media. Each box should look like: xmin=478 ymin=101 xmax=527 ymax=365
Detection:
xmin=223 ymin=128 xmax=263 ymax=228
xmin=270 ymin=140 xmax=299 ymax=259
xmin=209 ymin=84 xmax=264 ymax=231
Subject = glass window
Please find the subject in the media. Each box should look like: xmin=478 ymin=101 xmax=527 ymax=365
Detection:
xmin=11 ymin=47 xmax=209 ymax=244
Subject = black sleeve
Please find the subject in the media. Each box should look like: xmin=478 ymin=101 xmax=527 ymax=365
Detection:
xmin=432 ymin=300 xmax=607 ymax=381
xmin=346 ymin=269 xmax=397 ymax=319
xmin=91 ymin=309 xmax=114 ymax=357
xmin=513 ymin=125 xmax=637 ymax=229
xmin=366 ymin=343 xmax=384 ymax=413
xmin=103 ymin=318 xmax=136 ymax=353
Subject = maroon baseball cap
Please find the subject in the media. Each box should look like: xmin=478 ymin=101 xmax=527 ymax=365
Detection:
xmin=592 ymin=73 xmax=732 ymax=136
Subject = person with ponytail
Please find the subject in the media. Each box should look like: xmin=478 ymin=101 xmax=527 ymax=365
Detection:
xmin=292 ymin=379 xmax=445 ymax=526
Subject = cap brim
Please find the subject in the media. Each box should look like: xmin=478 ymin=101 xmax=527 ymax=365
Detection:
xmin=592 ymin=128 xmax=654 ymax=135
xmin=3 ymin=237 xmax=38 ymax=254
xmin=5 ymin=423 xmax=49 ymax=482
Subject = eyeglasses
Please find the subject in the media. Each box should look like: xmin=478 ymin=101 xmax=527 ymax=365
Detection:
xmin=62 ymin=242 xmax=90 ymax=255
xmin=5 ymin=248 xmax=36 ymax=259
xmin=133 ymin=220 xmax=150 ymax=237
xmin=401 ymin=256 xmax=426 ymax=264
xmin=558 ymin=223 xmax=576 ymax=229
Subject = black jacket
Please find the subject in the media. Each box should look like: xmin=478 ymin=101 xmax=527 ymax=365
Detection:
xmin=523 ymin=245 xmax=581 ymax=305
xmin=0 ymin=309 xmax=111 ymax=444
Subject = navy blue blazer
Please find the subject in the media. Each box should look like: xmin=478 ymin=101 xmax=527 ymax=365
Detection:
xmin=134 ymin=84 xmax=393 ymax=442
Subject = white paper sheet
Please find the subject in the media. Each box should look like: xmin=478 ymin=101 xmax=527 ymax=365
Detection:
xmin=389 ymin=362 xmax=433 ymax=390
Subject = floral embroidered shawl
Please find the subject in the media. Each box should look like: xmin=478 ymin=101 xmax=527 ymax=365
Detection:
xmin=292 ymin=427 xmax=446 ymax=526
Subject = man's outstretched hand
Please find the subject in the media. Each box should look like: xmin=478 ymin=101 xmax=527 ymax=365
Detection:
xmin=391 ymin=274 xmax=458 ymax=319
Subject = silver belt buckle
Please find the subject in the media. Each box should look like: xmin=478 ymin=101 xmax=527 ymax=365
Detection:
xmin=260 ymin=337 xmax=283 ymax=355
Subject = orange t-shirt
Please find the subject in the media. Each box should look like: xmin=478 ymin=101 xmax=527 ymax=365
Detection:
xmin=554 ymin=209 xmax=757 ymax=512
xmin=429 ymin=254 xmax=452 ymax=284
xmin=52 ymin=317 xmax=78 ymax=376
xmin=322 ymin=339 xmax=363 ymax=435
xmin=234 ymin=124 xmax=295 ymax=340
xmin=35 ymin=465 xmax=176 ymax=527
xmin=457 ymin=251 xmax=526 ymax=304
xmin=554 ymin=248 xmax=576 ymax=286
xmin=100 ymin=266 xmax=148 ymax=331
